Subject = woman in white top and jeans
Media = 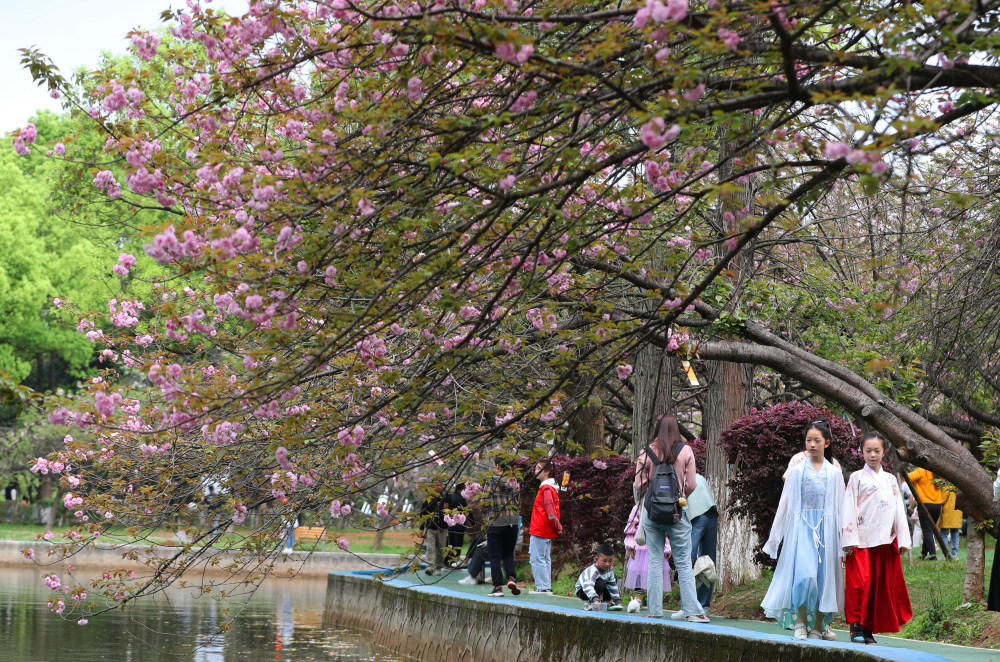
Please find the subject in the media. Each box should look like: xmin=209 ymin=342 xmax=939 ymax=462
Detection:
xmin=633 ymin=413 xmax=709 ymax=623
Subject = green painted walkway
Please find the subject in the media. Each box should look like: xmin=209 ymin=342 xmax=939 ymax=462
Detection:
xmin=399 ymin=568 xmax=1000 ymax=662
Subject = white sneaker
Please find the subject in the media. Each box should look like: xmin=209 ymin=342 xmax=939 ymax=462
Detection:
xmin=457 ymin=575 xmax=479 ymax=585
xmin=669 ymin=610 xmax=687 ymax=621
xmin=793 ymin=623 xmax=808 ymax=639
xmin=687 ymin=613 xmax=710 ymax=623
xmin=808 ymin=629 xmax=822 ymax=640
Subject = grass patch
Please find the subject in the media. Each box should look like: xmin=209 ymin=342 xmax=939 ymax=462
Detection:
xmin=0 ymin=522 xmax=416 ymax=556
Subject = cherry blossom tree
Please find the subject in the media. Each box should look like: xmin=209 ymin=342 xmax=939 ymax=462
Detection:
xmin=12 ymin=0 xmax=1000 ymax=619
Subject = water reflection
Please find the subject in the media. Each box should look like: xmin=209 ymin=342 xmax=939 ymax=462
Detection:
xmin=0 ymin=566 xmax=405 ymax=661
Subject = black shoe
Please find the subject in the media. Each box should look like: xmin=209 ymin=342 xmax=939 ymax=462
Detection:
xmin=849 ymin=623 xmax=866 ymax=644
xmin=862 ymin=628 xmax=877 ymax=645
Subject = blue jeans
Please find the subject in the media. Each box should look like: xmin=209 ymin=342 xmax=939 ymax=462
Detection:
xmin=943 ymin=529 xmax=960 ymax=558
xmin=529 ymin=535 xmax=553 ymax=590
xmin=643 ymin=509 xmax=703 ymax=618
xmin=690 ymin=508 xmax=718 ymax=608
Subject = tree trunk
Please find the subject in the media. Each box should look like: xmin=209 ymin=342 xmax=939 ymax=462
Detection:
xmin=704 ymin=360 xmax=761 ymax=590
xmin=38 ymin=473 xmax=54 ymax=502
xmin=570 ymin=400 xmax=604 ymax=455
xmin=963 ymin=515 xmax=986 ymax=603
xmin=701 ymin=124 xmax=761 ymax=590
xmin=46 ymin=487 xmax=62 ymax=531
xmin=631 ymin=342 xmax=672 ymax=459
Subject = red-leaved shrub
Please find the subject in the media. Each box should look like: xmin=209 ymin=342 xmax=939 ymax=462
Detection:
xmin=718 ymin=401 xmax=862 ymax=565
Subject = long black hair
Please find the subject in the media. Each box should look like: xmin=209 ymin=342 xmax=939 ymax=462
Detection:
xmin=805 ymin=419 xmax=834 ymax=463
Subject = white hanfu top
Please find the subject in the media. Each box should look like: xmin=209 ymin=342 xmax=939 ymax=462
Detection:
xmin=841 ymin=465 xmax=911 ymax=551
xmin=783 ymin=451 xmax=841 ymax=480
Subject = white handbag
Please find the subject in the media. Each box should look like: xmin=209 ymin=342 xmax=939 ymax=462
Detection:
xmin=634 ymin=503 xmax=647 ymax=545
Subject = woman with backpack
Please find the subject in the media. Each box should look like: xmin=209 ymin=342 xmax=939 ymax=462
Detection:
xmin=633 ymin=413 xmax=709 ymax=622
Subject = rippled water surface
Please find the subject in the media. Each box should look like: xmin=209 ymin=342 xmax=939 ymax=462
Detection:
xmin=0 ymin=566 xmax=405 ymax=661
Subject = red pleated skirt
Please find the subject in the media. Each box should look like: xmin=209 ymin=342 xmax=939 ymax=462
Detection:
xmin=845 ymin=540 xmax=912 ymax=633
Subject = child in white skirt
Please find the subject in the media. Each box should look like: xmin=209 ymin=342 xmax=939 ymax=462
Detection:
xmin=623 ymin=502 xmax=671 ymax=609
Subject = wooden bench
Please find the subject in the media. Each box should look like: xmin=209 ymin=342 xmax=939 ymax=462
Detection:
xmin=294 ymin=526 xmax=331 ymax=551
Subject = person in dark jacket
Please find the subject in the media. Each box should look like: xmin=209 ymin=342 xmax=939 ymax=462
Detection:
xmin=419 ymin=482 xmax=448 ymax=576
xmin=445 ymin=483 xmax=468 ymax=565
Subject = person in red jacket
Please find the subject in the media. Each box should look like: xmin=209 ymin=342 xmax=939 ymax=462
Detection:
xmin=528 ymin=460 xmax=562 ymax=595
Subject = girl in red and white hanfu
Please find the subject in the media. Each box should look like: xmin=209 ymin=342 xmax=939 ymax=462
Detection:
xmin=841 ymin=433 xmax=912 ymax=645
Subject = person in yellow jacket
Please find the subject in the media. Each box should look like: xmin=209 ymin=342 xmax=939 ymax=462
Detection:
xmin=939 ymin=489 xmax=963 ymax=560
xmin=907 ymin=467 xmax=945 ymax=560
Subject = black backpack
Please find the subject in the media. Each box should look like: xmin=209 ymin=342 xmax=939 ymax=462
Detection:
xmin=643 ymin=443 xmax=684 ymax=525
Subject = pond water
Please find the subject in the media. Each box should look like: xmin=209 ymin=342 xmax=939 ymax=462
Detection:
xmin=0 ymin=566 xmax=408 ymax=661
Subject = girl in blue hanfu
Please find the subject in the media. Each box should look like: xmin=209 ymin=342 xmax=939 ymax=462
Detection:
xmin=762 ymin=420 xmax=845 ymax=640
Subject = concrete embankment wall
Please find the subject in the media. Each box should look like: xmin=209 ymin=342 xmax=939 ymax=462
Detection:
xmin=0 ymin=540 xmax=400 ymax=578
xmin=324 ymin=572 xmax=948 ymax=662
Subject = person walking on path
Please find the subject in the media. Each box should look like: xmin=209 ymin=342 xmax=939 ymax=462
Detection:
xmin=633 ymin=413 xmax=708 ymax=623
xmin=938 ymin=488 xmax=963 ymax=560
xmin=445 ymin=483 xmax=469 ymax=566
xmin=761 ymin=420 xmax=845 ymax=641
xmin=527 ymin=460 xmax=562 ymax=595
xmin=841 ymin=433 xmax=912 ymax=645
xmin=484 ymin=458 xmax=522 ymax=597
xmin=907 ymin=465 xmax=945 ymax=560
xmin=418 ymin=482 xmax=448 ymax=575
xmin=688 ymin=473 xmax=718 ymax=616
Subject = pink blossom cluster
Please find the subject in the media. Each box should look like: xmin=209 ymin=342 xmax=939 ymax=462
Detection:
xmin=494 ymin=42 xmax=534 ymax=64
xmin=93 ymin=171 xmax=122 ymax=199
xmin=130 ymin=30 xmax=161 ymax=60
xmin=94 ymin=391 xmax=123 ymax=418
xmin=113 ymin=254 xmax=137 ymax=277
xmin=633 ymin=0 xmax=688 ymax=28
xmin=201 ymin=420 xmax=244 ymax=445
xmin=232 ymin=503 xmax=248 ymax=525
xmin=30 ymin=457 xmax=66 ymax=474
xmin=639 ymin=118 xmax=680 ymax=151
xmin=460 ymin=482 xmax=482 ymax=500
xmin=12 ymin=123 xmax=37 ymax=155
xmin=823 ymin=141 xmax=888 ymax=174
xmin=329 ymin=499 xmax=353 ymax=518
xmin=443 ymin=512 xmax=467 ymax=527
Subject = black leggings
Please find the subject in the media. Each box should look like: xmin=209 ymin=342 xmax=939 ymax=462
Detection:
xmin=576 ymin=577 xmax=613 ymax=602
xmin=917 ymin=502 xmax=943 ymax=558
xmin=487 ymin=525 xmax=518 ymax=588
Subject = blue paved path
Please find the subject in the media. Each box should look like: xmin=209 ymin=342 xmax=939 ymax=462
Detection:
xmin=352 ymin=568 xmax=1000 ymax=662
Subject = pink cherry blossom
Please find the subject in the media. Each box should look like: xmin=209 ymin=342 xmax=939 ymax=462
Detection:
xmin=823 ymin=141 xmax=851 ymax=159
xmin=718 ymin=28 xmax=740 ymax=51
